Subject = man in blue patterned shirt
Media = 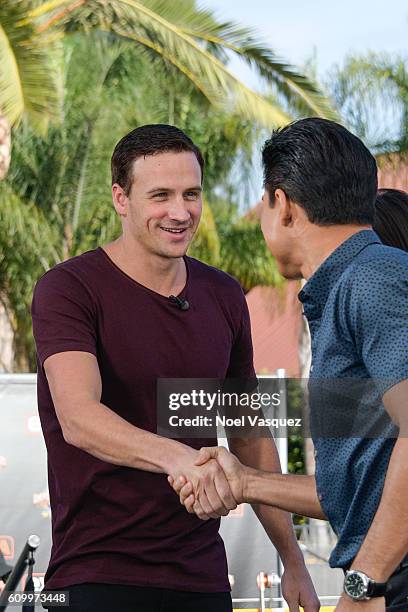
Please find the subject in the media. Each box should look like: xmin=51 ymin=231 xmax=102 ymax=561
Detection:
xmin=172 ymin=119 xmax=408 ymax=612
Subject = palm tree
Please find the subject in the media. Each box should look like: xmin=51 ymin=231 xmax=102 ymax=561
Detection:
xmin=31 ymin=0 xmax=335 ymax=124
xmin=1 ymin=0 xmax=335 ymax=143
xmin=327 ymin=53 xmax=408 ymax=154
xmin=0 ymin=1 xmax=337 ymax=369
xmin=0 ymin=34 xmax=277 ymax=370
xmin=0 ymin=0 xmax=63 ymax=179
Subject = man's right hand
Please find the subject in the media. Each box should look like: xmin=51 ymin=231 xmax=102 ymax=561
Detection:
xmin=168 ymin=447 xmax=239 ymax=520
xmin=168 ymin=446 xmax=247 ymax=519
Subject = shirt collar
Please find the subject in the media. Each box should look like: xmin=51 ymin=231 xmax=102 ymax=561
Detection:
xmin=298 ymin=230 xmax=381 ymax=320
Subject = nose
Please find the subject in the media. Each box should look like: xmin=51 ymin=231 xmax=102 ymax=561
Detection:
xmin=167 ymin=197 xmax=190 ymax=224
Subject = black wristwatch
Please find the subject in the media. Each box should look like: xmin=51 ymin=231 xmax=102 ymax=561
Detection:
xmin=344 ymin=570 xmax=388 ymax=601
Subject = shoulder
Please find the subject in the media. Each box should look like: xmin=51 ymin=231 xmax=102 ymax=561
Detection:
xmin=341 ymin=244 xmax=408 ymax=293
xmin=337 ymin=244 xmax=408 ymax=321
xmin=186 ymin=256 xmax=243 ymax=296
xmin=33 ymin=250 xmax=100 ymax=304
xmin=354 ymin=243 xmax=408 ymax=274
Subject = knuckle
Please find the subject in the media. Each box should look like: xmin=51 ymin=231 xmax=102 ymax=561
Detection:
xmin=213 ymin=503 xmax=223 ymax=515
xmin=227 ymin=500 xmax=237 ymax=511
xmin=208 ymin=460 xmax=218 ymax=475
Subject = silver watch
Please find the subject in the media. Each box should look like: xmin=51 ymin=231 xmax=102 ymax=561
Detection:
xmin=344 ymin=570 xmax=388 ymax=601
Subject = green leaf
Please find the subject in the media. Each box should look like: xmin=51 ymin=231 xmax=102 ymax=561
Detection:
xmin=30 ymin=0 xmax=334 ymax=127
xmin=0 ymin=0 xmax=62 ymax=129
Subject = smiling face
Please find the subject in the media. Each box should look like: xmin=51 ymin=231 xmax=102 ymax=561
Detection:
xmin=112 ymin=151 xmax=202 ymax=259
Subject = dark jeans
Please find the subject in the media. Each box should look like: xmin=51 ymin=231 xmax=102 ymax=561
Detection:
xmin=44 ymin=583 xmax=233 ymax=612
xmin=385 ymin=564 xmax=408 ymax=611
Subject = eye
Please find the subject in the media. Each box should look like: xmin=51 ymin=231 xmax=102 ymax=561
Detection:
xmin=184 ymin=191 xmax=200 ymax=200
xmin=153 ymin=192 xmax=168 ymax=200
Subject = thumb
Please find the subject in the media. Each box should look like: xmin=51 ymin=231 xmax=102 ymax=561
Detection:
xmin=195 ymin=446 xmax=218 ymax=466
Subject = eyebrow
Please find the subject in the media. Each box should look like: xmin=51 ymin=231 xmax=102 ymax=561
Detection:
xmin=147 ymin=186 xmax=203 ymax=194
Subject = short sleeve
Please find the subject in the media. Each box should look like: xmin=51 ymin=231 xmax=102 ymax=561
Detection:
xmin=350 ymin=261 xmax=408 ymax=394
xmin=31 ymin=267 xmax=97 ymax=369
xmin=226 ymin=289 xmax=257 ymax=380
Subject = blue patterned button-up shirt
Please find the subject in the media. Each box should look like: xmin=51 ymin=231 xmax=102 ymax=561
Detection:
xmin=299 ymin=230 xmax=408 ymax=568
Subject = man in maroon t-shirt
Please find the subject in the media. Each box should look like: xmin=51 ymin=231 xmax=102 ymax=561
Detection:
xmin=31 ymin=125 xmax=318 ymax=612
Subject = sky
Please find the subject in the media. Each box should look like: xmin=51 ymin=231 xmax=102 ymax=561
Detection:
xmin=202 ymin=0 xmax=408 ymax=86
xmin=201 ymin=0 xmax=408 ymax=204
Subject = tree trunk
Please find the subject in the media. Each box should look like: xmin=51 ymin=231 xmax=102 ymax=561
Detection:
xmin=0 ymin=302 xmax=14 ymax=372
xmin=0 ymin=112 xmax=11 ymax=180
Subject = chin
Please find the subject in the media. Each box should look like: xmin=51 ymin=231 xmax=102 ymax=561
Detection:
xmin=160 ymin=245 xmax=189 ymax=259
xmin=277 ymin=261 xmax=302 ymax=280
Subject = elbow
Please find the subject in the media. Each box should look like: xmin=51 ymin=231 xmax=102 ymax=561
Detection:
xmin=54 ymin=401 xmax=92 ymax=450
xmin=60 ymin=420 xmax=85 ymax=449
xmin=61 ymin=426 xmax=79 ymax=448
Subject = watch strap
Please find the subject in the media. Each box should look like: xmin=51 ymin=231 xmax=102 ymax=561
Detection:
xmin=366 ymin=579 xmax=388 ymax=598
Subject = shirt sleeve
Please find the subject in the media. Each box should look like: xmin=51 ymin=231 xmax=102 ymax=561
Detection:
xmin=349 ymin=260 xmax=408 ymax=394
xmin=31 ymin=267 xmax=97 ymax=370
xmin=226 ymin=289 xmax=257 ymax=380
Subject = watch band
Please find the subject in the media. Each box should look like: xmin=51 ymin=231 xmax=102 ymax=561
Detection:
xmin=366 ymin=578 xmax=388 ymax=598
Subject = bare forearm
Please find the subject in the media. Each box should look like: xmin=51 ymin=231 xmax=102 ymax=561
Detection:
xmin=46 ymin=353 xmax=194 ymax=474
xmin=351 ymin=438 xmax=408 ymax=581
xmin=230 ymin=438 xmax=319 ymax=563
xmin=244 ymin=470 xmax=326 ymax=520
xmin=64 ymin=399 xmax=194 ymax=473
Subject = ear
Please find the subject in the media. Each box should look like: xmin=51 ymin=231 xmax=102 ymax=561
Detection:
xmin=112 ymin=184 xmax=128 ymax=217
xmin=274 ymin=188 xmax=295 ymax=227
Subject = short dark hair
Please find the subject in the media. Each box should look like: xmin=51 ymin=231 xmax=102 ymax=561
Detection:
xmin=111 ymin=124 xmax=204 ymax=194
xmin=374 ymin=188 xmax=408 ymax=251
xmin=262 ymin=118 xmax=378 ymax=225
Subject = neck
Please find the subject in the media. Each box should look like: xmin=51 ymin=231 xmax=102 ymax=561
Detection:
xmin=102 ymin=235 xmax=186 ymax=296
xmin=300 ymin=225 xmax=372 ymax=280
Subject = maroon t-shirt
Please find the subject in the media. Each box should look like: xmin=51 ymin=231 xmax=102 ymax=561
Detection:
xmin=31 ymin=248 xmax=255 ymax=592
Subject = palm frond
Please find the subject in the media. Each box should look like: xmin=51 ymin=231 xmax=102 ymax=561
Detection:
xmin=219 ymin=221 xmax=283 ymax=292
xmin=0 ymin=181 xmax=60 ymax=272
xmin=0 ymin=0 xmax=62 ymax=129
xmin=327 ymin=53 xmax=408 ymax=153
xmin=30 ymin=0 xmax=296 ymax=126
xmin=188 ymin=197 xmax=220 ymax=265
xmin=177 ymin=10 xmax=337 ymax=120
xmin=0 ymin=181 xmax=61 ymax=370
xmin=133 ymin=0 xmax=335 ymax=119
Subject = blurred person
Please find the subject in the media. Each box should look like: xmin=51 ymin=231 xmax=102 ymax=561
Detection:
xmin=31 ymin=125 xmax=318 ymax=612
xmin=374 ymin=188 xmax=408 ymax=251
xmin=173 ymin=119 xmax=408 ymax=612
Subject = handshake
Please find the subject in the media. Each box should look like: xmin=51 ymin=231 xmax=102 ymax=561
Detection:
xmin=167 ymin=446 xmax=249 ymax=520
xmin=169 ymin=445 xmax=324 ymax=611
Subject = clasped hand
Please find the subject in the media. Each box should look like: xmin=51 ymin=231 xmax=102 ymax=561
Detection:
xmin=170 ymin=448 xmax=323 ymax=612
xmin=168 ymin=447 xmax=244 ymax=520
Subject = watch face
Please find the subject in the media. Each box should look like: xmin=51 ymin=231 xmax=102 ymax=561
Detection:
xmin=344 ymin=573 xmax=367 ymax=599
